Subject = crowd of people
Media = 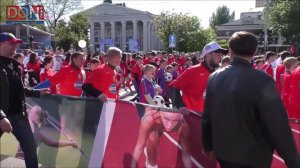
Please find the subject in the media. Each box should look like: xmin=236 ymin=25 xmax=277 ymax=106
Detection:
xmin=1 ymin=30 xmax=300 ymax=168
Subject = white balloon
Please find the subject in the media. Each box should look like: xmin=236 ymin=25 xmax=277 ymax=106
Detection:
xmin=78 ymin=40 xmax=87 ymax=48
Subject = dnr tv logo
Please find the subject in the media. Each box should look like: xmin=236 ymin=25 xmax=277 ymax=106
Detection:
xmin=6 ymin=5 xmax=45 ymax=25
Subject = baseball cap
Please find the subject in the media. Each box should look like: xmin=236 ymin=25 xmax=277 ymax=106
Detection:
xmin=200 ymin=41 xmax=228 ymax=58
xmin=0 ymin=32 xmax=22 ymax=44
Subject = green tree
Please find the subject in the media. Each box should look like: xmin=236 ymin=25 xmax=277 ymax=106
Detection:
xmin=269 ymin=0 xmax=300 ymax=43
xmin=55 ymin=20 xmax=75 ymax=51
xmin=209 ymin=5 xmax=235 ymax=32
xmin=154 ymin=11 xmax=216 ymax=52
xmin=68 ymin=14 xmax=89 ymax=49
xmin=217 ymin=39 xmax=229 ymax=49
xmin=0 ymin=0 xmax=15 ymax=23
xmin=55 ymin=14 xmax=89 ymax=51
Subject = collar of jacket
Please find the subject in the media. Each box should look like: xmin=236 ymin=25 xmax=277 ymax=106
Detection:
xmin=231 ymin=57 xmax=252 ymax=67
xmin=0 ymin=56 xmax=20 ymax=66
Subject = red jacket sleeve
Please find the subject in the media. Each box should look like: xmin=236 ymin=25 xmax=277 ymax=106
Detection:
xmin=169 ymin=67 xmax=192 ymax=90
xmin=48 ymin=67 xmax=65 ymax=86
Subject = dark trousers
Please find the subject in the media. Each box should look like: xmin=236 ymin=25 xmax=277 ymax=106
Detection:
xmin=0 ymin=114 xmax=38 ymax=168
xmin=218 ymin=158 xmax=255 ymax=168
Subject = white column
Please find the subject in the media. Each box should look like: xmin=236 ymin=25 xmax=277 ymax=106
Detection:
xmin=121 ymin=21 xmax=126 ymax=51
xmin=110 ymin=21 xmax=115 ymax=47
xmin=100 ymin=22 xmax=105 ymax=40
xmin=151 ymin=24 xmax=155 ymax=51
xmin=90 ymin=22 xmax=95 ymax=51
xmin=147 ymin=22 xmax=151 ymax=50
xmin=133 ymin=20 xmax=137 ymax=40
xmin=142 ymin=20 xmax=148 ymax=51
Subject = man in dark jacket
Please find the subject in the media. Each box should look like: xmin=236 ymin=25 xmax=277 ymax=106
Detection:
xmin=0 ymin=32 xmax=47 ymax=168
xmin=202 ymin=31 xmax=300 ymax=168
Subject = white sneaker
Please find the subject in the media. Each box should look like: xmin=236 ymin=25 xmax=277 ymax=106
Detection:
xmin=144 ymin=147 xmax=158 ymax=168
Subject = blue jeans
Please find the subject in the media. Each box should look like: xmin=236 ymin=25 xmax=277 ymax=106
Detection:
xmin=0 ymin=114 xmax=38 ymax=168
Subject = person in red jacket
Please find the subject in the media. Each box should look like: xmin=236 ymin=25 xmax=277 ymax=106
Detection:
xmin=82 ymin=47 xmax=122 ymax=100
xmin=48 ymin=52 xmax=86 ymax=96
xmin=131 ymin=56 xmax=143 ymax=96
xmin=119 ymin=53 xmax=131 ymax=91
xmin=275 ymin=51 xmax=292 ymax=95
xmin=27 ymin=52 xmax=41 ymax=87
xmin=169 ymin=41 xmax=227 ymax=113
xmin=40 ymin=56 xmax=56 ymax=94
xmin=290 ymin=66 xmax=300 ymax=120
xmin=262 ymin=51 xmax=277 ymax=79
xmin=282 ymin=57 xmax=299 ymax=117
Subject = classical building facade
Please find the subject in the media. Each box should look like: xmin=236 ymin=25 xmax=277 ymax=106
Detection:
xmin=81 ymin=2 xmax=163 ymax=52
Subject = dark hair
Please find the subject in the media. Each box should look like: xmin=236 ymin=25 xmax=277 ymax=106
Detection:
xmin=70 ymin=52 xmax=83 ymax=67
xmin=29 ymin=53 xmax=38 ymax=64
xmin=90 ymin=58 xmax=100 ymax=64
xmin=132 ymin=53 xmax=137 ymax=59
xmin=151 ymin=52 xmax=156 ymax=56
xmin=221 ymin=56 xmax=231 ymax=64
xmin=255 ymin=59 xmax=264 ymax=64
xmin=191 ymin=56 xmax=199 ymax=65
xmin=159 ymin=58 xmax=167 ymax=64
xmin=87 ymin=52 xmax=92 ymax=61
xmin=14 ymin=53 xmax=23 ymax=59
xmin=229 ymin=31 xmax=258 ymax=57
xmin=171 ymin=62 xmax=178 ymax=67
xmin=122 ymin=53 xmax=127 ymax=61
xmin=278 ymin=51 xmax=292 ymax=61
xmin=65 ymin=52 xmax=71 ymax=62
xmin=43 ymin=56 xmax=53 ymax=66
xmin=265 ymin=51 xmax=276 ymax=60
xmin=135 ymin=56 xmax=142 ymax=60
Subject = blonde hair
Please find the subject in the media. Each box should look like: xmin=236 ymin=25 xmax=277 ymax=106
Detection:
xmin=283 ymin=57 xmax=298 ymax=69
xmin=142 ymin=64 xmax=156 ymax=74
xmin=106 ymin=47 xmax=122 ymax=60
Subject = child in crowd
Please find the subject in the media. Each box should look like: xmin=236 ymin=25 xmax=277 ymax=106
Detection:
xmin=254 ymin=59 xmax=264 ymax=70
xmin=132 ymin=56 xmax=143 ymax=100
xmin=139 ymin=64 xmax=162 ymax=103
xmin=171 ymin=62 xmax=179 ymax=80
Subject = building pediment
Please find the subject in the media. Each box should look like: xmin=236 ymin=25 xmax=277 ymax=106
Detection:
xmin=81 ymin=3 xmax=152 ymax=17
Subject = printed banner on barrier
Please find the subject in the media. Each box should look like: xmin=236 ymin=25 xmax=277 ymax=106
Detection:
xmin=1 ymin=95 xmax=298 ymax=168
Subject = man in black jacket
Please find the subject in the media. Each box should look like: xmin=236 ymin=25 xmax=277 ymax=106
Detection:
xmin=202 ymin=31 xmax=300 ymax=168
xmin=0 ymin=32 xmax=47 ymax=168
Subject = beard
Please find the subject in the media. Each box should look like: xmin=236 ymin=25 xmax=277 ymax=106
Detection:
xmin=209 ymin=59 xmax=220 ymax=69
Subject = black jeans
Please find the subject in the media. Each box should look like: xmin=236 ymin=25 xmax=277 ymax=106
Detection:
xmin=218 ymin=158 xmax=255 ymax=168
xmin=0 ymin=114 xmax=38 ymax=168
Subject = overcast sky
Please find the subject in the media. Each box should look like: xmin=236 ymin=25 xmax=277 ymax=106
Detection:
xmin=77 ymin=0 xmax=256 ymax=28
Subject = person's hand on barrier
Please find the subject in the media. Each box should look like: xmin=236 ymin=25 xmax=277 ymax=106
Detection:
xmin=0 ymin=118 xmax=13 ymax=133
xmin=39 ymin=88 xmax=50 ymax=95
xmin=203 ymin=150 xmax=215 ymax=160
xmin=70 ymin=140 xmax=79 ymax=149
xmin=178 ymin=107 xmax=189 ymax=115
xmin=98 ymin=93 xmax=108 ymax=102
